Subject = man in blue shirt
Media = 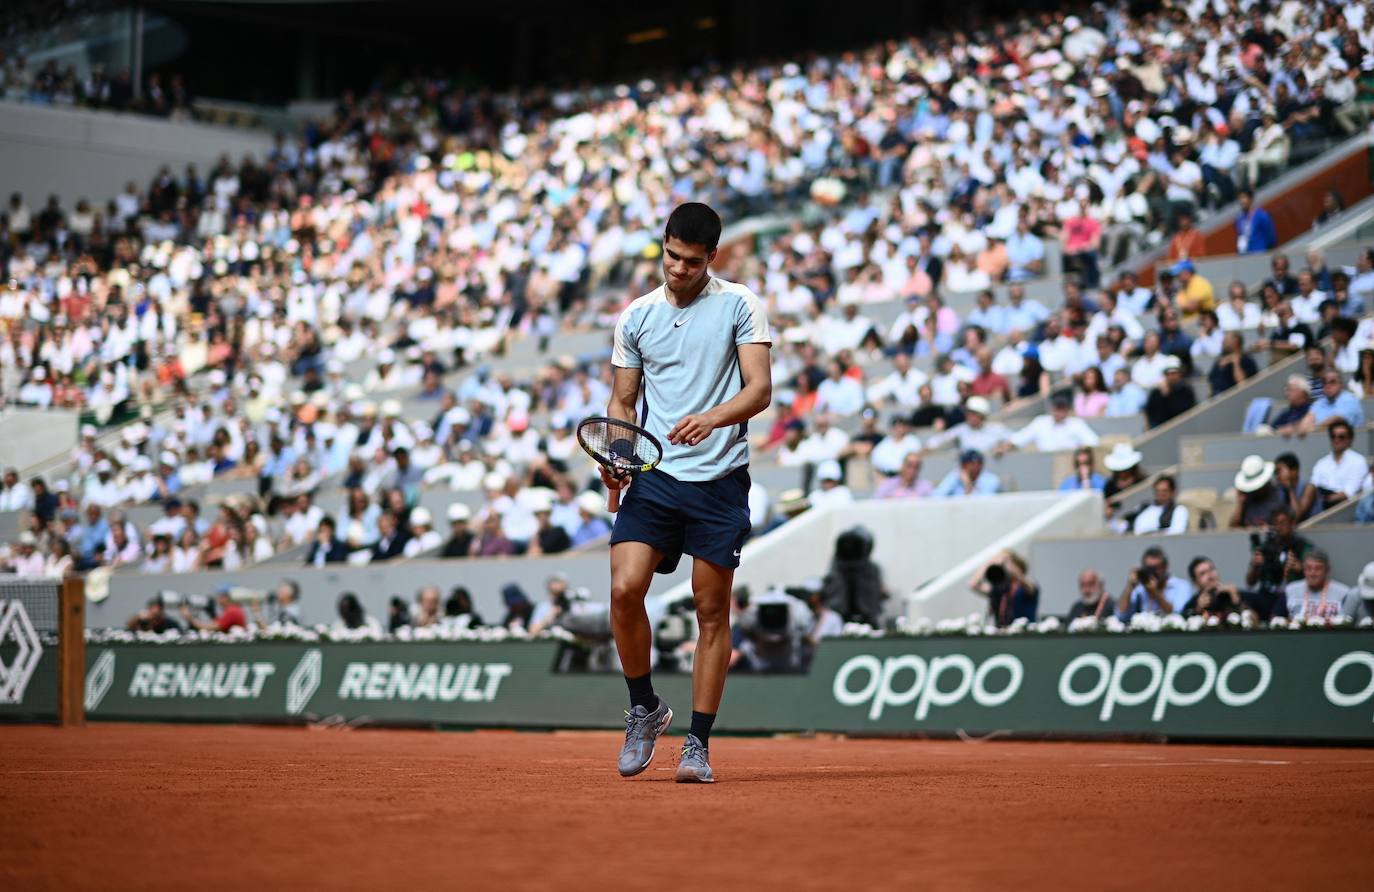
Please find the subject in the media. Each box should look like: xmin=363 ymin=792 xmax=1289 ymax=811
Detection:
xmin=934 ymin=449 xmax=1003 ymax=497
xmin=1305 ymin=369 xmax=1366 ymax=430
xmin=1117 ymin=546 xmax=1193 ymax=619
xmin=1235 ymin=189 xmax=1277 ymax=254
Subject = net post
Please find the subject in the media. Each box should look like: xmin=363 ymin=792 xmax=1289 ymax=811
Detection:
xmin=58 ymin=576 xmax=85 ymax=727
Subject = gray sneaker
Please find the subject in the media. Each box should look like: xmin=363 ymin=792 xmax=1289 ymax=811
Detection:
xmin=618 ymin=698 xmax=673 ymax=777
xmin=674 ymin=733 xmax=714 ymax=783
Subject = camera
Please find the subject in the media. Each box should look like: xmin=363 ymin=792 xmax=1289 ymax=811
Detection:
xmin=983 ymin=564 xmax=1008 ymax=586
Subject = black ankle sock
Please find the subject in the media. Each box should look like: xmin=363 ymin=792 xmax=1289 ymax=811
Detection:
xmin=689 ymin=711 xmax=716 ymax=746
xmin=625 ymin=673 xmax=657 ymax=712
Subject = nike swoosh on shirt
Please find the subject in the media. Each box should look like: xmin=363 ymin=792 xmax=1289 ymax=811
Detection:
xmin=674 ymin=316 xmax=691 ymax=327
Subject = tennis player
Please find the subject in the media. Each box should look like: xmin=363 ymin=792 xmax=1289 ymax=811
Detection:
xmin=603 ymin=202 xmax=772 ymax=783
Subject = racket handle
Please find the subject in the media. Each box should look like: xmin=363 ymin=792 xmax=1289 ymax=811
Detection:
xmin=608 ymin=484 xmax=621 ymax=514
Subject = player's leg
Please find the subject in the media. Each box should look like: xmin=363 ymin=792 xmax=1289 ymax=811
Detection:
xmin=675 ymin=556 xmax=732 ymax=784
xmin=608 ymin=540 xmax=661 ymax=682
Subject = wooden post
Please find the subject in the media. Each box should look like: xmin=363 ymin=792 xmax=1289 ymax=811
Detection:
xmin=58 ymin=577 xmax=85 ymax=727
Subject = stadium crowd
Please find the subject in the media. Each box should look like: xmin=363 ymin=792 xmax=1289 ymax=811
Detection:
xmin=1 ymin=1 xmax=1373 ymax=628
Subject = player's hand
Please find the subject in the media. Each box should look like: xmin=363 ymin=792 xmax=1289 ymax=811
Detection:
xmin=667 ymin=413 xmax=715 ymax=446
xmin=599 ymin=466 xmax=628 ymax=491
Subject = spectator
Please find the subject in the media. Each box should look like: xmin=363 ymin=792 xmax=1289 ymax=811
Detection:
xmin=127 ymin=594 xmax=183 ymax=633
xmin=333 ymin=592 xmax=383 ymax=635
xmin=1167 ymin=210 xmax=1206 ymax=262
xmin=1311 ymin=420 xmax=1371 ymax=511
xmin=1183 ymin=557 xmax=1248 ymax=619
xmin=1244 ymin=506 xmax=1310 ymax=618
xmin=1240 ymin=107 xmax=1291 ymax=189
xmin=1060 ymin=197 xmax=1103 ymax=289
xmin=500 ymin=584 xmax=534 ymax=630
xmin=1102 ymin=444 xmax=1146 ymax=502
xmin=1274 ymin=453 xmax=1319 ymax=522
xmin=444 ymin=587 xmax=483 ymax=630
xmin=1117 ymin=546 xmax=1191 ymax=619
xmin=1106 ymin=367 xmax=1149 ymax=417
xmin=1235 ymin=189 xmax=1277 ymax=254
xmin=529 ymin=574 xmax=571 ymax=636
xmin=869 ymin=415 xmax=921 ymax=477
xmin=1285 ymin=549 xmax=1353 ymax=621
xmin=370 ymin=511 xmax=410 ymax=562
xmin=934 ymin=449 xmax=1002 ymax=498
xmin=252 ymin=580 xmax=302 ymax=627
xmin=807 ymin=460 xmax=854 ymax=509
xmin=967 ymin=549 xmax=1039 ymax=626
xmin=998 ymin=392 xmax=1100 ymax=454
xmin=403 ymin=507 xmax=442 ymax=557
xmin=1302 ymin=370 xmax=1366 ymax=431
xmin=1065 ymin=569 xmax=1112 ymax=622
xmin=1190 ymin=311 xmax=1223 ymax=363
xmin=1144 ymin=356 xmax=1196 ymax=429
xmin=1208 ymin=332 xmax=1257 ymax=396
xmin=0 ymin=468 xmax=33 ymax=512
xmin=305 ymin=516 xmax=350 ymax=566
xmin=180 ymin=586 xmax=247 ymax=632
xmin=1269 ymin=375 xmax=1315 ymax=434
xmin=1230 ymin=456 xmax=1285 ymax=529
xmin=1217 ymin=282 xmax=1262 ymax=332
xmin=1349 ymin=562 xmax=1374 ymax=623
xmin=875 ymin=453 xmax=932 ymax=500
xmin=1059 ymin=447 xmax=1106 ymax=493
xmin=440 ymin=504 xmax=475 ymax=558
xmin=527 ymin=498 xmax=572 ymax=556
xmin=570 ymin=492 xmax=611 ymax=547
xmin=3 ymin=532 xmax=45 ymax=576
xmin=474 ymin=511 xmax=518 ymax=557
xmin=1074 ymin=367 xmax=1110 ymax=418
xmin=1128 ymin=475 xmax=1189 ymax=536
xmin=804 ymin=582 xmax=844 ymax=651
xmin=923 ymin=397 xmax=1009 ymax=454
xmin=1171 ymin=260 xmax=1216 ymax=321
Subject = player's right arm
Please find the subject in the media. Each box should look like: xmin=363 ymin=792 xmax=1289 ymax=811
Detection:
xmin=602 ymin=365 xmax=642 ymax=491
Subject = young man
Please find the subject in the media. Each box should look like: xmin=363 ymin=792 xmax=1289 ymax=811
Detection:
xmin=603 ymin=202 xmax=772 ymax=783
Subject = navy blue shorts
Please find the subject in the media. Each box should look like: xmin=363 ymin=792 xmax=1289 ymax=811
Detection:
xmin=609 ymin=466 xmax=752 ymax=574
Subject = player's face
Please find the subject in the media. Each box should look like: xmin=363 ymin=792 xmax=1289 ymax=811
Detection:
xmin=662 ymin=237 xmax=715 ymax=293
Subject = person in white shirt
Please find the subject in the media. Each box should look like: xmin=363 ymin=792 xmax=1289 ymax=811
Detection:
xmin=1189 ymin=310 xmax=1224 ymax=362
xmin=866 ymin=352 xmax=928 ymax=409
xmin=998 ymin=393 xmax=1101 ymax=454
xmin=924 ymin=396 xmax=1010 ymax=454
xmin=1114 ymin=270 xmax=1154 ymax=317
xmin=0 ymin=469 xmax=33 ymax=512
xmin=402 ymin=508 xmax=443 ymax=558
xmin=1084 ymin=291 xmax=1145 ymax=344
xmin=807 ymin=460 xmax=854 ymax=508
xmin=1240 ymin=108 xmax=1290 ymax=189
xmin=930 ymin=355 xmax=976 ymax=406
xmin=1131 ymin=331 xmax=1171 ymax=390
xmin=1216 ymin=281 xmax=1262 ymax=331
xmin=5 ymin=533 xmax=46 ymax=577
xmin=815 ymin=362 xmax=866 ymax=417
xmin=1310 ymin=420 xmax=1370 ymax=510
xmin=1130 ymin=475 xmax=1190 ymax=535
xmin=800 ymin=414 xmax=850 ymax=465
xmin=869 ymin=416 xmax=922 ymax=476
xmin=775 ymin=420 xmax=813 ymax=468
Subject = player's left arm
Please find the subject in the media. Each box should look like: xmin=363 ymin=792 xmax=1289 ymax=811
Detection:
xmin=667 ymin=343 xmax=772 ymax=446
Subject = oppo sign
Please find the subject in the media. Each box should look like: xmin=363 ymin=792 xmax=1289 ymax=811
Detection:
xmin=831 ymin=649 xmax=1275 ymax=724
xmin=833 ymin=653 xmax=1024 ymax=720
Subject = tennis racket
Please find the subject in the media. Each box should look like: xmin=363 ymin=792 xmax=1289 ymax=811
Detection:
xmin=576 ymin=416 xmax=663 ymax=513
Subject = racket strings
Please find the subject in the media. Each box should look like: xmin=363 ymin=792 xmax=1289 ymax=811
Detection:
xmin=578 ymin=419 xmax=659 ymax=470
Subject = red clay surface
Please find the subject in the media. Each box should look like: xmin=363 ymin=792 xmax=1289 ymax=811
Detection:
xmin=2 ymin=724 xmax=1372 ymax=891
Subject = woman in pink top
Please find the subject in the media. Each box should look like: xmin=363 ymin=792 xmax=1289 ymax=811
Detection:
xmin=1074 ymin=366 xmax=1110 ymax=418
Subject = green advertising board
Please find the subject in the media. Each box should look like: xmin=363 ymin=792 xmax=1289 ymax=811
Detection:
xmin=70 ymin=632 xmax=1374 ymax=743
xmin=0 ymin=647 xmax=58 ymax=722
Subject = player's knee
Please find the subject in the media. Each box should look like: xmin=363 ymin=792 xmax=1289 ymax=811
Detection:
xmin=695 ymin=598 xmax=728 ymax=632
xmin=609 ymin=581 xmax=646 ymax=615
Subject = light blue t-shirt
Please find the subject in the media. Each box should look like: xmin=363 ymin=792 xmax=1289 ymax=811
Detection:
xmin=612 ymin=276 xmax=772 ymax=481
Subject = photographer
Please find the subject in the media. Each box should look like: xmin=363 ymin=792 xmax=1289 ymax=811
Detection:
xmin=1244 ymin=506 xmax=1309 ymax=618
xmin=1117 ymin=546 xmax=1191 ymax=619
xmin=966 ymin=549 xmax=1039 ymax=626
xmin=180 ymin=585 xmax=248 ymax=632
xmin=742 ymin=585 xmax=812 ymax=673
xmin=1183 ymin=557 xmax=1248 ymax=619
xmin=529 ymin=573 xmax=571 ymax=635
xmin=251 ymin=579 xmax=302 ymax=628
xmin=127 ymin=593 xmax=182 ymax=633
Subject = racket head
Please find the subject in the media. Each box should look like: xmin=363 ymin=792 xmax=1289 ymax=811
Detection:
xmin=576 ymin=416 xmax=663 ymax=476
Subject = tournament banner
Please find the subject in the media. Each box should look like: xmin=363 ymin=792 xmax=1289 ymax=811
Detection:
xmin=66 ymin=633 xmax=1374 ymax=742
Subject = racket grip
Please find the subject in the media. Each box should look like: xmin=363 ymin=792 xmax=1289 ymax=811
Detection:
xmin=608 ymin=485 xmax=621 ymax=513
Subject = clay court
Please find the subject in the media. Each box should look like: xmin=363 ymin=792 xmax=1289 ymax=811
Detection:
xmin=1 ymin=724 xmax=1371 ymax=890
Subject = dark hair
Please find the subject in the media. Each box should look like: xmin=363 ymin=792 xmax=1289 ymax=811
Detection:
xmin=1331 ymin=317 xmax=1357 ymax=337
xmin=1156 ymin=474 xmax=1177 ymax=492
xmin=664 ymin=202 xmax=722 ymax=250
xmin=337 ymin=592 xmax=365 ymax=628
xmin=1329 ymin=419 xmax=1354 ymax=440
xmin=280 ymin=579 xmax=300 ymax=599
xmin=1275 ymin=452 xmax=1300 ymax=472
xmin=1187 ymin=556 xmax=1212 ymax=582
xmin=1269 ymin=505 xmax=1294 ymax=524
xmin=1141 ymin=545 xmax=1168 ymax=567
